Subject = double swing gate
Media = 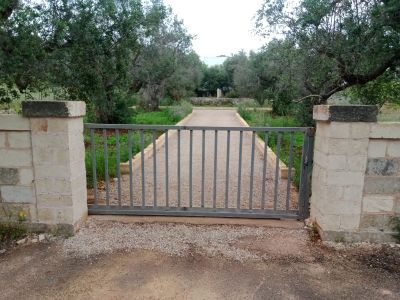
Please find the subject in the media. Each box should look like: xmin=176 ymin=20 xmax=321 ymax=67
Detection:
xmin=85 ymin=124 xmax=314 ymax=220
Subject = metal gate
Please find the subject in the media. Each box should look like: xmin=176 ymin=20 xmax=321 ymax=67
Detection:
xmin=85 ymin=124 xmax=314 ymax=219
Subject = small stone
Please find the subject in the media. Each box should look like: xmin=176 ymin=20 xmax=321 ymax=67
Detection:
xmin=381 ymin=289 xmax=393 ymax=296
xmin=31 ymin=237 xmax=38 ymax=243
xmin=38 ymin=234 xmax=46 ymax=242
xmin=16 ymin=238 xmax=26 ymax=245
xmin=0 ymin=249 xmax=6 ymax=254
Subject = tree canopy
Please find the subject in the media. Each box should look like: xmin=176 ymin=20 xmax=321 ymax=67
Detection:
xmin=195 ymin=0 xmax=400 ymax=123
xmin=1 ymin=0 xmax=399 ymax=124
xmin=256 ymin=0 xmax=400 ymax=104
xmin=0 ymin=0 xmax=202 ymax=122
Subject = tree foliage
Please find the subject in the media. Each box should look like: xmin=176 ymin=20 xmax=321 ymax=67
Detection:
xmin=0 ymin=0 xmax=201 ymax=121
xmin=200 ymin=0 xmax=400 ymax=123
xmin=165 ymin=51 xmax=203 ymax=100
xmin=49 ymin=0 xmax=148 ymax=123
xmin=133 ymin=6 xmax=194 ymax=111
xmin=346 ymin=69 xmax=400 ymax=107
xmin=0 ymin=0 xmax=46 ymax=101
xmin=256 ymin=0 xmax=400 ymax=104
xmin=197 ymin=65 xmax=229 ymax=96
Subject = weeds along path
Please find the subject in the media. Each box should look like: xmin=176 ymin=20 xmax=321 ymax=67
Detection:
xmin=99 ymin=109 xmax=298 ymax=210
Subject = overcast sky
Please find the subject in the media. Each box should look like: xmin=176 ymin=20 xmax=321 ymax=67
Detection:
xmin=164 ymin=0 xmax=266 ymax=62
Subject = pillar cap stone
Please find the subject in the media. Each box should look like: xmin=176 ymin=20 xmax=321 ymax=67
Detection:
xmin=22 ymin=101 xmax=86 ymax=118
xmin=313 ymin=105 xmax=378 ymax=122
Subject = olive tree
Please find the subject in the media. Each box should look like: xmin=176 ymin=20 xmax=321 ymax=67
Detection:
xmin=256 ymin=0 xmax=400 ymax=104
xmin=127 ymin=1 xmax=193 ymax=111
xmin=0 ymin=0 xmax=48 ymax=103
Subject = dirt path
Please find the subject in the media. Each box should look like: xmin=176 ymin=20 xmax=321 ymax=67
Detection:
xmin=101 ymin=109 xmax=297 ymax=211
xmin=1 ymin=219 xmax=399 ymax=300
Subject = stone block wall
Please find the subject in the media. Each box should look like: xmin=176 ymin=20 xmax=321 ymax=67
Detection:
xmin=0 ymin=115 xmax=36 ymax=223
xmin=311 ymin=105 xmax=400 ymax=242
xmin=0 ymin=101 xmax=87 ymax=234
xmin=360 ymin=123 xmax=400 ymax=240
xmin=189 ymin=97 xmax=255 ymax=106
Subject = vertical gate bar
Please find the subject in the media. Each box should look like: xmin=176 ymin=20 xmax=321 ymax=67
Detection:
xmin=237 ymin=130 xmax=243 ymax=209
xmin=225 ymin=130 xmax=231 ymax=208
xmin=189 ymin=130 xmax=193 ymax=207
xmin=140 ymin=130 xmax=145 ymax=207
xmin=128 ymin=130 xmax=133 ymax=207
xmin=152 ymin=130 xmax=157 ymax=207
xmin=213 ymin=130 xmax=218 ymax=208
xmin=298 ymin=131 xmax=309 ymax=218
xmin=103 ymin=129 xmax=110 ymax=206
xmin=249 ymin=131 xmax=256 ymax=210
xmin=273 ymin=133 xmax=282 ymax=210
xmin=115 ymin=129 xmax=122 ymax=206
xmin=165 ymin=130 xmax=169 ymax=207
xmin=261 ymin=133 xmax=268 ymax=209
xmin=177 ymin=129 xmax=181 ymax=207
xmin=304 ymin=130 xmax=315 ymax=218
xmin=298 ymin=129 xmax=314 ymax=219
xmin=90 ymin=129 xmax=98 ymax=206
xmin=285 ymin=132 xmax=295 ymax=211
xmin=201 ymin=130 xmax=205 ymax=208
xmin=298 ymin=131 xmax=308 ymax=217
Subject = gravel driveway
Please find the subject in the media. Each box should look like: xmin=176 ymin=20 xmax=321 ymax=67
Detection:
xmin=1 ymin=218 xmax=399 ymax=300
xmin=99 ymin=109 xmax=298 ymax=211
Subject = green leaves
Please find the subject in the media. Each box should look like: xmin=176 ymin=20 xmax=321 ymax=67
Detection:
xmin=0 ymin=0 xmax=19 ymax=23
xmin=0 ymin=0 xmax=197 ymax=120
xmin=256 ymin=0 xmax=400 ymax=104
xmin=135 ymin=10 xmax=194 ymax=111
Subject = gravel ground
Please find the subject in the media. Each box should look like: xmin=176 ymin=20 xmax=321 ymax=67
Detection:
xmin=63 ymin=218 xmax=309 ymax=262
xmin=1 ymin=219 xmax=400 ymax=299
xmin=96 ymin=109 xmax=298 ymax=211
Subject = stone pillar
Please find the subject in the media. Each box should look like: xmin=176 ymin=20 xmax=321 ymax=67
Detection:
xmin=217 ymin=88 xmax=223 ymax=98
xmin=22 ymin=101 xmax=87 ymax=233
xmin=310 ymin=105 xmax=378 ymax=241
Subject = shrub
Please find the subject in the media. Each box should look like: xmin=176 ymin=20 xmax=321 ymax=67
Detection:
xmin=271 ymin=91 xmax=293 ymax=116
xmin=0 ymin=223 xmax=27 ymax=245
xmin=240 ymin=98 xmax=260 ymax=108
xmin=168 ymin=101 xmax=193 ymax=122
xmin=0 ymin=100 xmax=22 ymax=114
xmin=108 ymin=95 xmax=136 ymax=124
xmin=390 ymin=217 xmax=400 ymax=243
xmin=0 ymin=206 xmax=28 ymax=246
xmin=237 ymin=102 xmax=252 ymax=121
xmin=160 ymin=97 xmax=175 ymax=106
xmin=294 ymin=99 xmax=315 ymax=126
xmin=84 ymin=94 xmax=137 ymax=124
xmin=225 ymin=90 xmax=240 ymax=98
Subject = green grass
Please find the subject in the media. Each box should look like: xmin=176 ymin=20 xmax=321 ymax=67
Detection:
xmin=133 ymin=110 xmax=179 ymax=125
xmin=85 ymin=102 xmax=193 ymax=187
xmin=0 ymin=223 xmax=27 ymax=246
xmin=238 ymin=109 xmax=305 ymax=187
xmin=390 ymin=217 xmax=400 ymax=243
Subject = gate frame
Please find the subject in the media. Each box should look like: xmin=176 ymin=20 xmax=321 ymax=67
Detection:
xmin=85 ymin=124 xmax=315 ymax=220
